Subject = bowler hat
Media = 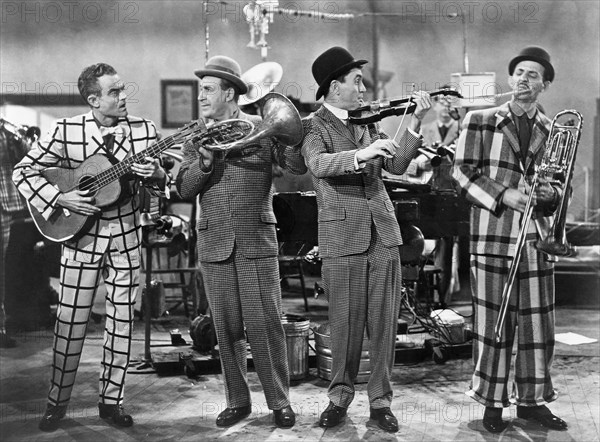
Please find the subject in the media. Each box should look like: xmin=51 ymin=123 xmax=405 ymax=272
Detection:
xmin=508 ymin=46 xmax=554 ymax=82
xmin=195 ymin=55 xmax=248 ymax=94
xmin=312 ymin=47 xmax=368 ymax=100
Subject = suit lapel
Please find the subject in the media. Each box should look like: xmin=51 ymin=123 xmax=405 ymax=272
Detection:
xmin=527 ymin=113 xmax=550 ymax=172
xmin=496 ymin=105 xmax=524 ymax=168
xmin=84 ymin=112 xmax=132 ymax=162
xmin=84 ymin=112 xmax=106 ymax=156
xmin=316 ymin=106 xmax=361 ymax=148
xmin=111 ymin=120 xmax=132 ymax=160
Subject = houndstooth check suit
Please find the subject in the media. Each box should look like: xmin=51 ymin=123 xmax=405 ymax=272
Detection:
xmin=452 ymin=102 xmax=561 ymax=407
xmin=176 ymin=111 xmax=307 ymax=410
xmin=301 ymin=105 xmax=421 ymax=409
xmin=12 ymin=111 xmax=160 ymax=407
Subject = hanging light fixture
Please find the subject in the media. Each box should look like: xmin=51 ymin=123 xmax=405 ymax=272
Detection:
xmin=243 ymin=1 xmax=278 ymax=59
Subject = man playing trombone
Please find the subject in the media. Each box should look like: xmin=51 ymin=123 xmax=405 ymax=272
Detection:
xmin=176 ymin=55 xmax=306 ymax=428
xmin=453 ymin=47 xmax=567 ymax=433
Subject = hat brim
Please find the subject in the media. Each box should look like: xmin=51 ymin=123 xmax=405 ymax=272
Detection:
xmin=508 ymin=56 xmax=554 ymax=82
xmin=194 ymin=69 xmax=249 ymax=95
xmin=315 ymin=59 xmax=368 ymax=100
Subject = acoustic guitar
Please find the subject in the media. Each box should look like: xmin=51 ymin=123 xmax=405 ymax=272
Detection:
xmin=27 ymin=120 xmax=204 ymax=243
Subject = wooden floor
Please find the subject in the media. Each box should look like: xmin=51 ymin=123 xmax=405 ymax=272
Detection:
xmin=1 ymin=279 xmax=599 ymax=441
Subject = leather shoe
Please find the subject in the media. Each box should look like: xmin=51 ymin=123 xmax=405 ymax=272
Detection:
xmin=517 ymin=405 xmax=568 ymax=430
xmin=98 ymin=403 xmax=133 ymax=427
xmin=482 ymin=407 xmax=509 ymax=433
xmin=216 ymin=405 xmax=251 ymax=427
xmin=370 ymin=407 xmax=399 ymax=433
xmin=319 ymin=402 xmax=346 ymax=428
xmin=274 ymin=405 xmax=295 ymax=428
xmin=39 ymin=404 xmax=67 ymax=432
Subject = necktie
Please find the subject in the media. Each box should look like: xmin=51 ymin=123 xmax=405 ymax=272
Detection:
xmin=99 ymin=125 xmax=122 ymax=154
xmin=438 ymin=125 xmax=449 ymax=142
xmin=103 ymin=134 xmax=115 ymax=154
xmin=517 ymin=114 xmax=532 ymax=160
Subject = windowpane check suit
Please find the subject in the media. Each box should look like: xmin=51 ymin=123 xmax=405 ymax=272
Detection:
xmin=12 ymin=111 xmax=161 ymax=406
xmin=176 ymin=111 xmax=307 ymax=410
xmin=301 ymin=105 xmax=421 ymax=409
xmin=452 ymin=102 xmax=560 ymax=407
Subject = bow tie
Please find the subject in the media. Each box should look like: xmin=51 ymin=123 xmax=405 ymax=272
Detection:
xmin=99 ymin=125 xmax=123 ymax=137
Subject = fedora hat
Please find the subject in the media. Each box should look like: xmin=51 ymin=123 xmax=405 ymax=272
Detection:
xmin=508 ymin=46 xmax=554 ymax=82
xmin=312 ymin=46 xmax=368 ymax=100
xmin=195 ymin=55 xmax=248 ymax=94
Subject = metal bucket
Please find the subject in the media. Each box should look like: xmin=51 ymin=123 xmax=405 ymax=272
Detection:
xmin=281 ymin=314 xmax=310 ymax=380
xmin=312 ymin=322 xmax=371 ymax=384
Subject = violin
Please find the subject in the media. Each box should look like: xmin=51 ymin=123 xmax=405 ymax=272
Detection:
xmin=348 ymin=88 xmax=463 ymax=125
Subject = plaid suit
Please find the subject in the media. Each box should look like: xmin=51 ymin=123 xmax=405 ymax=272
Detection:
xmin=12 ymin=111 xmax=160 ymax=407
xmin=176 ymin=111 xmax=306 ymax=410
xmin=301 ymin=105 xmax=421 ymax=409
xmin=0 ymin=129 xmax=29 ymax=332
xmin=452 ymin=102 xmax=560 ymax=407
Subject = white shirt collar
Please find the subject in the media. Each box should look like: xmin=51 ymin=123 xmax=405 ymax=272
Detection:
xmin=323 ymin=102 xmax=349 ymax=123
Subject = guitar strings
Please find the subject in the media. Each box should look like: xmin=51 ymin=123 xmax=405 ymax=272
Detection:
xmin=65 ymin=124 xmax=197 ymax=194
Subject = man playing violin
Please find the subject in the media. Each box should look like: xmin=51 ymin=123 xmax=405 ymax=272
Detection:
xmin=453 ymin=47 xmax=566 ymax=433
xmin=301 ymin=46 xmax=432 ymax=433
xmin=176 ymin=55 xmax=306 ymax=429
xmin=13 ymin=63 xmax=169 ymax=432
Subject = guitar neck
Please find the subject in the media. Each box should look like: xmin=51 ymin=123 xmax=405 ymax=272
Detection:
xmin=94 ymin=133 xmax=180 ymax=188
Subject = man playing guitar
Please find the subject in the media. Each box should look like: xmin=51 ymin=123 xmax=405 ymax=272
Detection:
xmin=12 ymin=63 xmax=168 ymax=432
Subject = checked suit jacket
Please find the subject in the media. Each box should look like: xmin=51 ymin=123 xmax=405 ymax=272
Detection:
xmin=176 ymin=111 xmax=307 ymax=262
xmin=12 ymin=111 xmax=159 ymax=263
xmin=452 ymin=102 xmax=559 ymax=257
xmin=301 ymin=105 xmax=422 ymax=258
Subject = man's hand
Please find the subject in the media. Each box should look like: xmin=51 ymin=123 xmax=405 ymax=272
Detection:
xmin=502 ymin=188 xmax=529 ymax=212
xmin=534 ymin=179 xmax=557 ymax=206
xmin=57 ymin=189 xmax=100 ymax=215
xmin=356 ymin=139 xmax=399 ymax=163
xmin=131 ymin=156 xmax=166 ymax=183
xmin=197 ymin=145 xmax=214 ymax=170
xmin=409 ymin=91 xmax=433 ymax=132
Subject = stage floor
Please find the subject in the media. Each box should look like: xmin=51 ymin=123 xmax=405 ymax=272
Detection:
xmin=1 ymin=280 xmax=599 ymax=441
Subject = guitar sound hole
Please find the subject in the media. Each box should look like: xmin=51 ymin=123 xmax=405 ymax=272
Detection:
xmin=78 ymin=175 xmax=98 ymax=196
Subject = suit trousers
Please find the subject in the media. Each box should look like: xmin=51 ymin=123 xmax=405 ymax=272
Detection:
xmin=200 ymin=246 xmax=290 ymax=410
xmin=324 ymin=224 xmax=402 ymax=409
xmin=48 ymin=245 xmax=139 ymax=406
xmin=467 ymin=236 xmax=557 ymax=408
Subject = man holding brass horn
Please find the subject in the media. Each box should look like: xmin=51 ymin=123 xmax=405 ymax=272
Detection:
xmin=453 ymin=47 xmax=567 ymax=433
xmin=301 ymin=46 xmax=432 ymax=433
xmin=176 ymin=55 xmax=306 ymax=428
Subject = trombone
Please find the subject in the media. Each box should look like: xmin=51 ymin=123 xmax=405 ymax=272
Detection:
xmin=494 ymin=110 xmax=583 ymax=343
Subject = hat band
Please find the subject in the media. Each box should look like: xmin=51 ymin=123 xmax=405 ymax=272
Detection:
xmin=205 ymin=64 xmax=240 ymax=78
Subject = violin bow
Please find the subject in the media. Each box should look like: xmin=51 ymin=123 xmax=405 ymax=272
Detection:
xmin=393 ymin=83 xmax=415 ymax=141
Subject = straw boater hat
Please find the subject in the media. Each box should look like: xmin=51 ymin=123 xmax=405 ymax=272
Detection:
xmin=195 ymin=55 xmax=248 ymax=95
xmin=312 ymin=47 xmax=368 ymax=100
xmin=508 ymin=46 xmax=555 ymax=82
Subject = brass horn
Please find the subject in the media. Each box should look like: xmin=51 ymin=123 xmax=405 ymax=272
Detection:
xmin=0 ymin=117 xmax=40 ymax=145
xmin=535 ymin=110 xmax=583 ymax=257
xmin=200 ymin=92 xmax=303 ymax=152
xmin=494 ymin=109 xmax=583 ymax=343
